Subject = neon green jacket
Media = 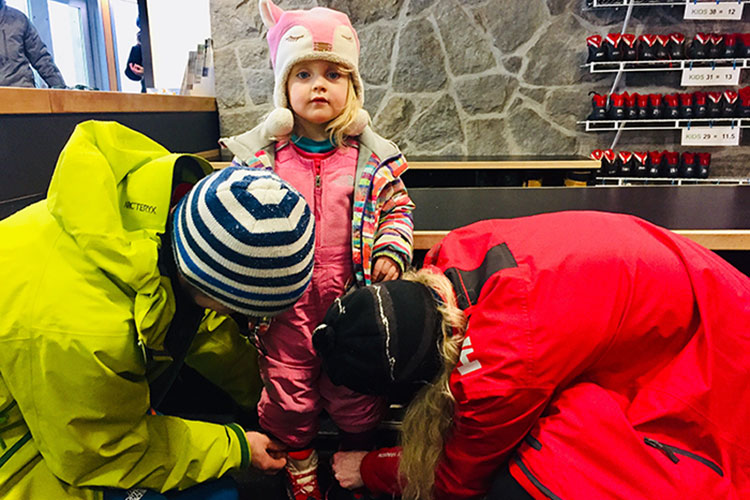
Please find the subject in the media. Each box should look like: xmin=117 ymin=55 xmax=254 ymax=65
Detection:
xmin=0 ymin=121 xmax=261 ymax=499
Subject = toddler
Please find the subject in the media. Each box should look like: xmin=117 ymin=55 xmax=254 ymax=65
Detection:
xmin=221 ymin=1 xmax=414 ymax=499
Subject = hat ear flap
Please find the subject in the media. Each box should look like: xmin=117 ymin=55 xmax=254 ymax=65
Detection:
xmin=258 ymin=0 xmax=283 ymax=29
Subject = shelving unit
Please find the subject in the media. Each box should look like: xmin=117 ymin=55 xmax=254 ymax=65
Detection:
xmin=584 ymin=58 xmax=750 ymax=73
xmin=579 ymin=117 xmax=750 ymax=131
xmin=586 ymin=0 xmax=750 ymax=9
xmin=597 ymin=176 xmax=750 ymax=185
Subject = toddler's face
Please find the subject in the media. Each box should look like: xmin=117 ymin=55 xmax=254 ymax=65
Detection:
xmin=287 ymin=60 xmax=349 ymax=131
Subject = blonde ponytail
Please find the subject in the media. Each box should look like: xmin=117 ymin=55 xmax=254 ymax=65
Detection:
xmin=399 ymin=268 xmax=467 ymax=499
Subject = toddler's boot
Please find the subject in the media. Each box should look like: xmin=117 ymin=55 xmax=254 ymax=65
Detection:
xmin=286 ymin=449 xmax=322 ymax=500
xmin=668 ymin=33 xmax=686 ymax=59
xmin=738 ymin=86 xmax=750 ymax=118
xmin=663 ymin=93 xmax=680 ymax=119
xmin=633 ymin=151 xmax=649 ymax=176
xmin=590 ymin=149 xmax=605 ymax=177
xmin=655 ymin=35 xmax=670 ymax=60
xmin=604 ymin=33 xmax=622 ymax=61
xmin=617 ymin=151 xmax=634 ymax=176
xmin=647 ymin=150 xmax=664 ymax=177
xmin=588 ymin=92 xmax=608 ymax=121
xmin=706 ymin=91 xmax=723 ymax=118
xmin=722 ymin=90 xmax=738 ymax=118
xmin=664 ymin=151 xmax=680 ymax=178
xmin=678 ymin=93 xmax=694 ymax=119
xmin=608 ymin=92 xmax=626 ymax=120
xmin=621 ymin=34 xmax=638 ymax=61
xmin=708 ymin=34 xmax=724 ymax=60
xmin=636 ymin=93 xmax=650 ymax=120
xmin=624 ymin=92 xmax=638 ymax=120
xmin=680 ymin=152 xmax=697 ymax=178
xmin=638 ymin=34 xmax=658 ymax=60
xmin=697 ymin=153 xmax=711 ymax=178
xmin=724 ymin=33 xmax=738 ymax=59
xmin=739 ymin=34 xmax=750 ymax=58
xmin=587 ymin=35 xmax=606 ymax=63
xmin=603 ymin=149 xmax=618 ymax=176
xmin=688 ymin=33 xmax=710 ymax=59
xmin=648 ymin=93 xmax=664 ymax=119
xmin=693 ymin=91 xmax=708 ymax=118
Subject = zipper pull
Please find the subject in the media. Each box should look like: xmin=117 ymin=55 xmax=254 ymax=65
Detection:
xmin=644 ymin=437 xmax=680 ymax=464
xmin=314 ymin=159 xmax=321 ymax=188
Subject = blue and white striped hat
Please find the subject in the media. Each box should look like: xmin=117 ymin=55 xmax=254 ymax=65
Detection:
xmin=172 ymin=166 xmax=315 ymax=316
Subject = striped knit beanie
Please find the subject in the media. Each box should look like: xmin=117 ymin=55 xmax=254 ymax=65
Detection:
xmin=172 ymin=166 xmax=314 ymax=317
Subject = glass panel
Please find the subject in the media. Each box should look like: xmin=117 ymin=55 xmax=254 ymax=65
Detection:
xmin=47 ymin=0 xmax=90 ymax=87
xmin=108 ymin=0 xmax=141 ymax=92
xmin=148 ymin=0 xmax=210 ymax=91
xmin=5 ymin=0 xmax=29 ymax=15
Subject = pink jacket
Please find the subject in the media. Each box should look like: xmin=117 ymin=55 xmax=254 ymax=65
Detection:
xmin=221 ymin=125 xmax=414 ymax=285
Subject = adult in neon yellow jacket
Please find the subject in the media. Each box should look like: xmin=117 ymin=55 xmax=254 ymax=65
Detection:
xmin=0 ymin=121 xmax=316 ymax=499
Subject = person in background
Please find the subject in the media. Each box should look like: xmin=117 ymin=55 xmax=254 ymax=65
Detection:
xmin=0 ymin=0 xmax=65 ymax=88
xmin=124 ymin=17 xmax=146 ymax=93
xmin=220 ymin=1 xmax=414 ymax=498
xmin=314 ymin=211 xmax=750 ymax=500
xmin=0 ymin=120 xmax=317 ymax=499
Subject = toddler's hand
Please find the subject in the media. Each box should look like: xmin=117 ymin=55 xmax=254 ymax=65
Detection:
xmin=245 ymin=431 xmax=287 ymax=474
xmin=372 ymin=256 xmax=400 ymax=282
xmin=331 ymin=451 xmax=367 ymax=489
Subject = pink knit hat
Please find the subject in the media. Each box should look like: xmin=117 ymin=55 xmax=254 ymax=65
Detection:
xmin=259 ymin=0 xmax=369 ymax=139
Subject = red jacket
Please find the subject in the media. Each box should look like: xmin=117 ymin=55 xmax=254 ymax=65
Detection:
xmin=360 ymin=211 xmax=750 ymax=499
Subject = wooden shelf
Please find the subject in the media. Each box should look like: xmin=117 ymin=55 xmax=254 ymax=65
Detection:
xmin=210 ymin=159 xmax=600 ymax=170
xmin=408 ymin=159 xmax=599 ymax=170
xmin=0 ymin=88 xmax=217 ymax=115
xmin=415 ymin=229 xmax=750 ymax=250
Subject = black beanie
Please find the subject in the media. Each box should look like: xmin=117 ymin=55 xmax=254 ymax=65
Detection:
xmin=313 ymin=280 xmax=443 ymax=397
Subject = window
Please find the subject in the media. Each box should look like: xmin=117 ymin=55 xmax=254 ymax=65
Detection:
xmin=47 ymin=0 xmax=92 ymax=87
xmin=5 ymin=0 xmax=29 ymax=15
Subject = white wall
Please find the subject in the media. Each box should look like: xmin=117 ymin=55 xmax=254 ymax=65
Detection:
xmin=147 ymin=0 xmax=210 ymax=91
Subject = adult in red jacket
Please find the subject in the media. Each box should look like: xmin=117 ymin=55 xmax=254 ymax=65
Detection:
xmin=312 ymin=211 xmax=750 ymax=500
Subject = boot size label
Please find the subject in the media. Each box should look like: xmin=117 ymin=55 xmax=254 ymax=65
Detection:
xmin=682 ymin=126 xmax=741 ymax=146
xmin=684 ymin=1 xmax=744 ymax=20
xmin=681 ymin=66 xmax=741 ymax=87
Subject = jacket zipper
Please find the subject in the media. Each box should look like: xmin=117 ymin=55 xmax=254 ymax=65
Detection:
xmin=313 ymin=158 xmax=322 ymax=244
xmin=644 ymin=437 xmax=724 ymax=477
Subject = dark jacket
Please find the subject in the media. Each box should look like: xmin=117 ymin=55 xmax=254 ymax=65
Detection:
xmin=124 ymin=43 xmax=146 ymax=92
xmin=0 ymin=3 xmax=65 ymax=88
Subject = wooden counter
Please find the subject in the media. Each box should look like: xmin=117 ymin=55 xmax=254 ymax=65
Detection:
xmin=1 ymin=88 xmax=220 ymax=220
xmin=0 ymin=87 xmax=217 ymax=115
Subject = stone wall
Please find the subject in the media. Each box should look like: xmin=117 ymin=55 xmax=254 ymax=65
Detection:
xmin=210 ymin=0 xmax=749 ymax=177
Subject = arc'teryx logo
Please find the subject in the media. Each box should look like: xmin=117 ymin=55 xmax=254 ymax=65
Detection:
xmin=124 ymin=201 xmax=157 ymax=214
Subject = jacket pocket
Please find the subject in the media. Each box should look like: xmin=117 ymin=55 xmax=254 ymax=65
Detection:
xmin=512 ymin=455 xmax=563 ymax=500
xmin=644 ymin=437 xmax=724 ymax=477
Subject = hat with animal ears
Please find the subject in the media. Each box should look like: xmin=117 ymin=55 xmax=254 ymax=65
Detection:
xmin=258 ymin=0 xmax=370 ymax=140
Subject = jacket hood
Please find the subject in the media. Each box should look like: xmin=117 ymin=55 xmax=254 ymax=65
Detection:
xmin=46 ymin=120 xmax=212 ymax=348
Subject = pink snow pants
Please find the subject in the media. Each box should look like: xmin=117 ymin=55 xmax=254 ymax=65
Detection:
xmin=257 ymin=143 xmax=386 ymax=448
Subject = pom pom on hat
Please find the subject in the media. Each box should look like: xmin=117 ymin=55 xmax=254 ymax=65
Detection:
xmin=172 ymin=167 xmax=315 ymax=317
xmin=262 ymin=107 xmax=295 ymax=139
